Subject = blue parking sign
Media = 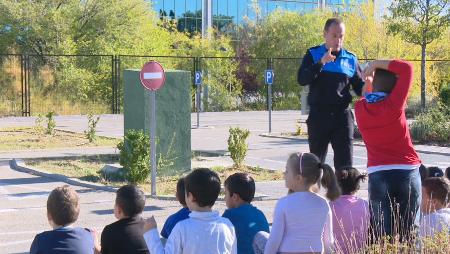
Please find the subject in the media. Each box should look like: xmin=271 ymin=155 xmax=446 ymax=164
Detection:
xmin=195 ymin=71 xmax=202 ymax=85
xmin=265 ymin=70 xmax=274 ymax=85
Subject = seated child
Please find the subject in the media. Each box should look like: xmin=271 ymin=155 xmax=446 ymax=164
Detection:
xmin=30 ymin=185 xmax=100 ymax=254
xmin=223 ymin=173 xmax=270 ymax=254
xmin=253 ymin=152 xmax=340 ymax=254
xmin=161 ymin=178 xmax=190 ymax=239
xmin=355 ymin=60 xmax=421 ymax=241
xmin=101 ymin=185 xmax=150 ymax=254
xmin=420 ymin=177 xmax=450 ymax=238
xmin=143 ymin=168 xmax=237 ymax=254
xmin=331 ymin=167 xmax=369 ymax=254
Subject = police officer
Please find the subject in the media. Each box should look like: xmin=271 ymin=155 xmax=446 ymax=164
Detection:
xmin=297 ymin=18 xmax=364 ymax=171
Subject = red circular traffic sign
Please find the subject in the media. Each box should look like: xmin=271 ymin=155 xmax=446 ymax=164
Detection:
xmin=140 ymin=61 xmax=166 ymax=91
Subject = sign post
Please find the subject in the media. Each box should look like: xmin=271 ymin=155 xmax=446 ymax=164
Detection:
xmin=195 ymin=71 xmax=202 ymax=128
xmin=139 ymin=61 xmax=166 ymax=197
xmin=265 ymin=69 xmax=274 ymax=133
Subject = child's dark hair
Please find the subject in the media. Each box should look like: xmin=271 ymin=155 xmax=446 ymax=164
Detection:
xmin=47 ymin=185 xmax=80 ymax=226
xmin=335 ymin=167 xmax=367 ymax=195
xmin=176 ymin=178 xmax=187 ymax=206
xmin=446 ymin=167 xmax=450 ymax=180
xmin=224 ymin=173 xmax=255 ymax=203
xmin=419 ymin=164 xmax=428 ymax=181
xmin=422 ymin=177 xmax=450 ymax=206
xmin=427 ymin=166 xmax=444 ymax=178
xmin=324 ymin=17 xmax=343 ymax=31
xmin=184 ymin=168 xmax=221 ymax=207
xmin=115 ymin=185 xmax=145 ymax=217
xmin=287 ymin=153 xmax=341 ymax=201
xmin=372 ymin=68 xmax=397 ymax=93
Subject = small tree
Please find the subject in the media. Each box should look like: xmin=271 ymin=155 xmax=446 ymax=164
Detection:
xmin=227 ymin=127 xmax=250 ymax=168
xmin=117 ymin=130 xmax=150 ymax=184
xmin=387 ymin=0 xmax=450 ymax=109
xmin=45 ymin=111 xmax=56 ymax=135
xmin=84 ymin=114 xmax=100 ymax=143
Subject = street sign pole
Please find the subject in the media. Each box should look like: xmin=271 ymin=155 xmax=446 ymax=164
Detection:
xmin=150 ymin=91 xmax=157 ymax=196
xmin=139 ymin=61 xmax=165 ymax=197
xmin=195 ymin=70 xmax=202 ymax=128
xmin=265 ymin=65 xmax=274 ymax=133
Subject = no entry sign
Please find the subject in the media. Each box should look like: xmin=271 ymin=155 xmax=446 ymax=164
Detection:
xmin=140 ymin=61 xmax=166 ymax=91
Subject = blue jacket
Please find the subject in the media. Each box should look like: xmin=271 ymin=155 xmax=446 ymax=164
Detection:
xmin=298 ymin=44 xmax=364 ymax=109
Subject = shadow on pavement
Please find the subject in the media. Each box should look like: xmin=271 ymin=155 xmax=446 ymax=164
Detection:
xmin=91 ymin=205 xmax=163 ymax=215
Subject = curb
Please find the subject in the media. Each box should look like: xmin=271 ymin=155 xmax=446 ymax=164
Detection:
xmin=259 ymin=133 xmax=450 ymax=156
xmin=9 ymin=159 xmax=119 ymax=193
xmin=8 ymin=159 xmax=269 ymax=201
xmin=8 ymin=158 xmax=270 ymax=201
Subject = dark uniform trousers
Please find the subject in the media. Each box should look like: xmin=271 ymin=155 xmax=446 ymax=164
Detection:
xmin=306 ymin=106 xmax=354 ymax=171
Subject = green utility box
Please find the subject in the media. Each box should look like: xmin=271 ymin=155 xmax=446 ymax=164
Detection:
xmin=123 ymin=69 xmax=191 ymax=175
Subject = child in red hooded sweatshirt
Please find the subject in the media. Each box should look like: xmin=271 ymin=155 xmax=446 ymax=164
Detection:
xmin=355 ymin=60 xmax=421 ymax=242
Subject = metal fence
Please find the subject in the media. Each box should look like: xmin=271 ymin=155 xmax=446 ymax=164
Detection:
xmin=0 ymin=54 xmax=448 ymax=116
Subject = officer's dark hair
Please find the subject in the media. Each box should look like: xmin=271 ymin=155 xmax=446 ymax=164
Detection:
xmin=115 ymin=185 xmax=146 ymax=217
xmin=324 ymin=17 xmax=344 ymax=31
xmin=372 ymin=68 xmax=398 ymax=93
xmin=184 ymin=168 xmax=221 ymax=207
xmin=335 ymin=167 xmax=367 ymax=195
xmin=224 ymin=173 xmax=256 ymax=203
xmin=176 ymin=178 xmax=187 ymax=206
xmin=422 ymin=177 xmax=450 ymax=206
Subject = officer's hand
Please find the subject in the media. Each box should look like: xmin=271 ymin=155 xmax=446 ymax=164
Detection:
xmin=320 ymin=48 xmax=336 ymax=65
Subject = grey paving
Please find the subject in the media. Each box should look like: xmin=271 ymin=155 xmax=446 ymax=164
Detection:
xmin=0 ymin=111 xmax=448 ymax=253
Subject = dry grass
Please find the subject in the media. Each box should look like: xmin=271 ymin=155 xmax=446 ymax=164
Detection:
xmin=0 ymin=127 xmax=120 ymax=151
xmin=25 ymin=157 xmax=284 ymax=196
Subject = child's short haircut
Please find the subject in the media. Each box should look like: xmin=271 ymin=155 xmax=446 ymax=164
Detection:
xmin=176 ymin=178 xmax=187 ymax=206
xmin=47 ymin=185 xmax=80 ymax=226
xmin=422 ymin=177 xmax=450 ymax=206
xmin=373 ymin=68 xmax=397 ymax=93
xmin=184 ymin=168 xmax=221 ymax=207
xmin=335 ymin=167 xmax=367 ymax=195
xmin=116 ymin=185 xmax=145 ymax=217
xmin=224 ymin=173 xmax=255 ymax=203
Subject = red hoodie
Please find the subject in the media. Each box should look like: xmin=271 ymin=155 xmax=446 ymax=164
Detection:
xmin=355 ymin=60 xmax=421 ymax=174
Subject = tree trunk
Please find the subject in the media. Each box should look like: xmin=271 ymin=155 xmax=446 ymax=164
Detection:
xmin=421 ymin=42 xmax=427 ymax=110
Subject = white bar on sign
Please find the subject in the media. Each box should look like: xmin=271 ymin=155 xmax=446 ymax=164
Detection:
xmin=143 ymin=72 xmax=163 ymax=79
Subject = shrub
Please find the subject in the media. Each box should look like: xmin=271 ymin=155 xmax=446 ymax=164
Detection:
xmin=117 ymin=130 xmax=150 ymax=184
xmin=227 ymin=127 xmax=250 ymax=167
xmin=45 ymin=111 xmax=56 ymax=135
xmin=410 ymin=103 xmax=450 ymax=144
xmin=440 ymin=84 xmax=450 ymax=107
xmin=84 ymin=114 xmax=100 ymax=143
xmin=34 ymin=113 xmax=45 ymax=134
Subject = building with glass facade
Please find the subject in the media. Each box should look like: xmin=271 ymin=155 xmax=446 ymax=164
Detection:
xmin=152 ymin=0 xmax=371 ymax=35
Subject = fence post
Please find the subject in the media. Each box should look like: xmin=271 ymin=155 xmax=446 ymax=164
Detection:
xmin=21 ymin=55 xmax=31 ymax=116
xmin=116 ymin=55 xmax=121 ymax=114
xmin=111 ymin=55 xmax=116 ymax=114
xmin=111 ymin=55 xmax=121 ymax=114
